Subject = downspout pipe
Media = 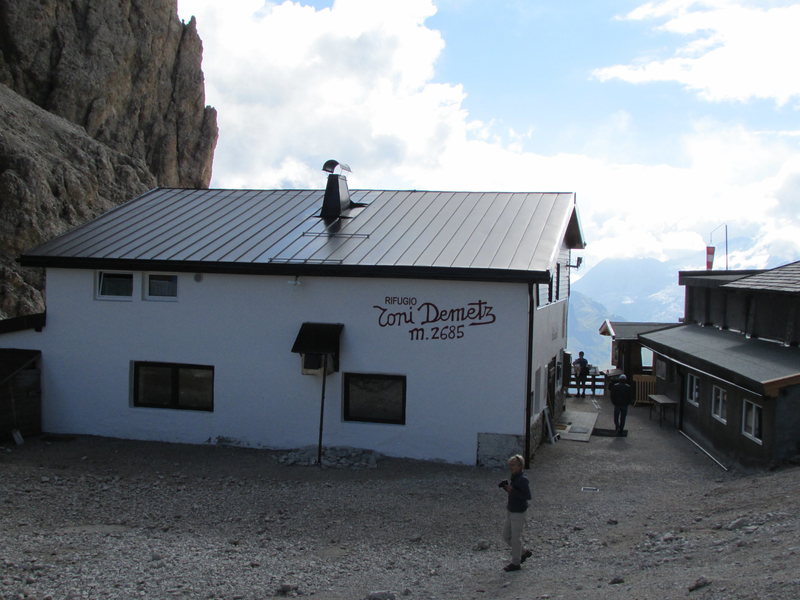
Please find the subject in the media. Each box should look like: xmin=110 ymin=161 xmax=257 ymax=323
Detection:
xmin=524 ymin=282 xmax=535 ymax=468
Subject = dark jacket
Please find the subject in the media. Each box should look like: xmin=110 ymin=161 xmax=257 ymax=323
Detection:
xmin=610 ymin=381 xmax=633 ymax=408
xmin=573 ymin=357 xmax=588 ymax=379
xmin=507 ymin=471 xmax=532 ymax=512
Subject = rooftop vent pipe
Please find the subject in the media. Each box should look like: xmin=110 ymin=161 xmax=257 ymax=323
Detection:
xmin=321 ymin=160 xmax=351 ymax=220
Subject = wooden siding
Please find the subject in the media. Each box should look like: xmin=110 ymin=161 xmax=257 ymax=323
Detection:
xmin=685 ymin=286 xmax=799 ymax=345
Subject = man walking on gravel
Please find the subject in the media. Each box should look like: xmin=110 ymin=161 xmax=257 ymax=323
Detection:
xmin=610 ymin=374 xmax=633 ymax=436
xmin=500 ymin=454 xmax=532 ymax=571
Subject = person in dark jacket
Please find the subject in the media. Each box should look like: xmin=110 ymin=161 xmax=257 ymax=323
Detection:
xmin=572 ymin=351 xmax=589 ymax=397
xmin=500 ymin=454 xmax=532 ymax=571
xmin=610 ymin=374 xmax=633 ymax=435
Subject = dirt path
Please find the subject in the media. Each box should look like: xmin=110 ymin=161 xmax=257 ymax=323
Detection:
xmin=1 ymin=397 xmax=799 ymax=600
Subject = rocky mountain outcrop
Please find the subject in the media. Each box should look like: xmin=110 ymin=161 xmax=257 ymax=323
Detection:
xmin=0 ymin=0 xmax=217 ymax=188
xmin=0 ymin=0 xmax=218 ymax=318
xmin=0 ymin=83 xmax=156 ymax=317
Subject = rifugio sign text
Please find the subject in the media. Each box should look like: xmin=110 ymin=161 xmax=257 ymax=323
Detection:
xmin=373 ymin=296 xmax=496 ymax=341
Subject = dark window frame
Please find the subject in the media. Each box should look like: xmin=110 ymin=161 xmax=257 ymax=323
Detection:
xmin=343 ymin=372 xmax=406 ymax=425
xmin=133 ymin=361 xmax=214 ymax=412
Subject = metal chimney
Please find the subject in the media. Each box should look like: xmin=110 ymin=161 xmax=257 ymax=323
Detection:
xmin=320 ymin=160 xmax=351 ymax=220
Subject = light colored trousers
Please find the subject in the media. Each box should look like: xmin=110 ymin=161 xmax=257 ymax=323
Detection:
xmin=502 ymin=510 xmax=526 ymax=564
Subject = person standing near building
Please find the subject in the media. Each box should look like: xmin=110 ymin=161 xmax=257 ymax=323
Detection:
xmin=572 ymin=351 xmax=589 ymax=397
xmin=610 ymin=374 xmax=633 ymax=436
xmin=499 ymin=454 xmax=532 ymax=571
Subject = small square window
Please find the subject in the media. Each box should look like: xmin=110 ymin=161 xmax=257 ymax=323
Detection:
xmin=133 ymin=361 xmax=213 ymax=411
xmin=686 ymin=373 xmax=700 ymax=406
xmin=742 ymin=399 xmax=763 ymax=444
xmin=97 ymin=272 xmax=133 ymax=298
xmin=712 ymin=385 xmax=727 ymax=424
xmin=145 ymin=274 xmax=178 ymax=300
xmin=343 ymin=373 xmax=406 ymax=425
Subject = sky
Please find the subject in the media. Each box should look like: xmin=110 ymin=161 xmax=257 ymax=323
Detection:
xmin=176 ymin=0 xmax=800 ymax=273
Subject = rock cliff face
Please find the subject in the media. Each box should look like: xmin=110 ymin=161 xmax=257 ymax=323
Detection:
xmin=0 ymin=0 xmax=217 ymax=188
xmin=0 ymin=84 xmax=157 ymax=317
xmin=0 ymin=0 xmax=218 ymax=318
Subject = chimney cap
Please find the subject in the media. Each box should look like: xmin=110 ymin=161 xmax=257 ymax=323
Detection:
xmin=322 ymin=159 xmax=351 ymax=174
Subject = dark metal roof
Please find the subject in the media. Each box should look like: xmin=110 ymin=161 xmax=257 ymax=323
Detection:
xmin=598 ymin=320 xmax=680 ymax=340
xmin=640 ymin=325 xmax=800 ymax=396
xmin=20 ymin=188 xmax=585 ymax=284
xmin=721 ymin=260 xmax=800 ymax=294
xmin=678 ymin=269 xmax=764 ymax=288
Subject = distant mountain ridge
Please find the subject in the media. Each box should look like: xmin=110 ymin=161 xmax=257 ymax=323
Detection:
xmin=571 ymin=257 xmax=685 ymax=323
xmin=567 ymin=257 xmax=687 ymax=371
xmin=566 ymin=291 xmax=626 ymax=371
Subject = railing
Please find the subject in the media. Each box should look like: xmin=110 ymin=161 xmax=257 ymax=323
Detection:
xmin=566 ymin=372 xmax=658 ymax=403
xmin=566 ymin=373 xmax=607 ymax=397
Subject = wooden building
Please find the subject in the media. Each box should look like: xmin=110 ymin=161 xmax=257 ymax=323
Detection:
xmin=640 ymin=262 xmax=800 ymax=466
xmin=598 ymin=320 xmax=680 ymax=403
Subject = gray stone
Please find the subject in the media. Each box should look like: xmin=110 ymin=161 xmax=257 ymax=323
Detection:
xmin=278 ymin=583 xmax=299 ymax=596
xmin=688 ymin=577 xmax=712 ymax=592
xmin=724 ymin=517 xmax=749 ymax=531
xmin=366 ymin=592 xmax=396 ymax=600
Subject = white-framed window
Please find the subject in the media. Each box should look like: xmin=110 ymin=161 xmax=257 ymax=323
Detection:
xmin=144 ymin=274 xmax=178 ymax=300
xmin=96 ymin=271 xmax=134 ymax=300
xmin=712 ymin=385 xmax=727 ymax=423
xmin=686 ymin=373 xmax=700 ymax=407
xmin=742 ymin=399 xmax=763 ymax=444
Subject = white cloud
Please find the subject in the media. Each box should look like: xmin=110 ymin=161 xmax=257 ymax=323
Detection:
xmin=178 ymin=0 xmax=800 ymax=270
xmin=593 ymin=0 xmax=800 ymax=105
xmin=179 ymin=0 xmax=452 ymax=188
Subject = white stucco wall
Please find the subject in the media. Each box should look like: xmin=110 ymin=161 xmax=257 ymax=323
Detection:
xmin=531 ymin=298 xmax=569 ymax=414
xmin=1 ymin=269 xmax=535 ymax=463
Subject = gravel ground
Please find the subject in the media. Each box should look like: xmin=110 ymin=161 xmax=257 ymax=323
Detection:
xmin=1 ymin=396 xmax=799 ymax=600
